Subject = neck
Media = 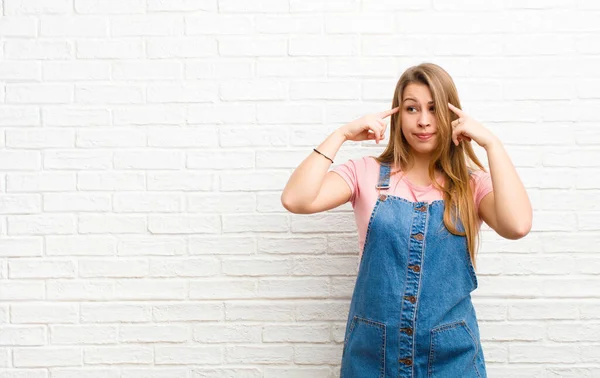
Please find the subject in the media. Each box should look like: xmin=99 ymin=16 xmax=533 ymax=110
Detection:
xmin=408 ymin=152 xmax=434 ymax=176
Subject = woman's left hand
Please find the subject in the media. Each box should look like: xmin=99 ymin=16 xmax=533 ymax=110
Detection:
xmin=448 ymin=102 xmax=497 ymax=149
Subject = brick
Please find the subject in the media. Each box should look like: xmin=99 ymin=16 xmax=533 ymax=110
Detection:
xmin=46 ymin=236 xmax=115 ymax=256
xmin=81 ymin=304 xmax=152 ymax=323
xmin=75 ymin=85 xmax=144 ymax=104
xmin=0 ymin=326 xmax=45 ymax=346
xmin=42 ymin=61 xmax=109 ymax=81
xmin=8 ymin=215 xmax=75 ymax=235
xmin=9 ymin=259 xmax=75 ymax=279
xmin=78 ymin=214 xmax=146 ymax=234
xmin=0 ymin=194 xmax=41 ymax=214
xmin=76 ymin=39 xmax=143 ymax=59
xmin=146 ymin=37 xmax=217 ymax=58
xmin=13 ymin=347 xmax=82 ymax=368
xmin=263 ymin=324 xmax=330 ymax=343
xmin=83 ymin=346 xmax=153 ymax=365
xmin=11 ymin=303 xmax=78 ymax=324
xmin=6 ymin=128 xmax=74 ymax=148
xmin=47 ymin=280 xmax=113 ymax=300
xmin=118 ymin=236 xmax=186 ymax=256
xmin=78 ymin=172 xmax=145 ymax=191
xmin=43 ymin=193 xmax=111 ymax=212
xmin=225 ymin=345 xmax=293 ymax=364
xmin=147 ymin=0 xmax=216 ymax=12
xmin=4 ymin=41 xmax=72 ymax=60
xmin=193 ymin=324 xmax=262 ymax=343
xmin=75 ymin=0 xmax=145 ymax=14
xmin=50 ymin=325 xmax=117 ymax=344
xmin=110 ymin=15 xmax=183 ymax=36
xmin=5 ymin=0 xmax=71 ymax=15
xmin=155 ymin=346 xmax=222 ymax=365
xmin=0 ymin=238 xmax=42 ymax=257
xmin=0 ymin=61 xmax=41 ymax=81
xmin=40 ymin=16 xmax=107 ymax=37
xmin=79 ymin=259 xmax=148 ymax=278
xmin=149 ymin=258 xmax=220 ymax=277
xmin=153 ymin=303 xmax=223 ymax=322
xmin=0 ymin=17 xmax=37 ymax=37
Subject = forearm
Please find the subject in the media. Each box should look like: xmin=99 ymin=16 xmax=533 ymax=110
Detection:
xmin=281 ymin=128 xmax=347 ymax=207
xmin=485 ymin=137 xmax=533 ymax=235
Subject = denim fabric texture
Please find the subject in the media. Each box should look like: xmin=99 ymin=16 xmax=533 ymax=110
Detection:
xmin=340 ymin=163 xmax=487 ymax=378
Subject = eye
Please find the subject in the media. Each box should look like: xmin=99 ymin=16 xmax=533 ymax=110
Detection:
xmin=407 ymin=106 xmax=417 ymax=113
xmin=430 ymin=107 xmax=435 ymax=112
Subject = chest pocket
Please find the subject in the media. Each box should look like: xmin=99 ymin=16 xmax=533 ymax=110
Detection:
xmin=341 ymin=316 xmax=386 ymax=378
xmin=428 ymin=320 xmax=482 ymax=378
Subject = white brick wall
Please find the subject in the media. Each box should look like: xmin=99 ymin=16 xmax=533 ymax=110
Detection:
xmin=0 ymin=0 xmax=598 ymax=376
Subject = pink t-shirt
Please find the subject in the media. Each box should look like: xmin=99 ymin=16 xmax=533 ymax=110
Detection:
xmin=332 ymin=156 xmax=493 ymax=259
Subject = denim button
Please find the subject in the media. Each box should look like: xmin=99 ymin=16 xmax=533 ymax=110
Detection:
xmin=416 ymin=205 xmax=427 ymax=212
xmin=399 ymin=358 xmax=413 ymax=366
xmin=379 ymin=194 xmax=387 ymax=201
xmin=404 ymin=295 xmax=416 ymax=304
xmin=401 ymin=327 xmax=413 ymax=336
xmin=409 ymin=265 xmax=421 ymax=273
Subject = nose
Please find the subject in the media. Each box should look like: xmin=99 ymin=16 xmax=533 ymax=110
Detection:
xmin=418 ymin=112 xmax=432 ymax=127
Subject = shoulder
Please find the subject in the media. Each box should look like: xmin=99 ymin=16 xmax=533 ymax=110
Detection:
xmin=469 ymin=169 xmax=492 ymax=186
xmin=331 ymin=155 xmax=379 ymax=204
xmin=468 ymin=169 xmax=493 ymax=208
xmin=335 ymin=155 xmax=379 ymax=171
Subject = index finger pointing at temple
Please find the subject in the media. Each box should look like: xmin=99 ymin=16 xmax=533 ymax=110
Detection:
xmin=379 ymin=106 xmax=400 ymax=118
xmin=447 ymin=102 xmax=464 ymax=116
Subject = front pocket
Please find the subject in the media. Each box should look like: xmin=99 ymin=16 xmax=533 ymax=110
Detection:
xmin=341 ymin=316 xmax=386 ymax=378
xmin=428 ymin=320 xmax=481 ymax=378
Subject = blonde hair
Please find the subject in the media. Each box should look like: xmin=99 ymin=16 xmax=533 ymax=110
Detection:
xmin=376 ymin=62 xmax=486 ymax=270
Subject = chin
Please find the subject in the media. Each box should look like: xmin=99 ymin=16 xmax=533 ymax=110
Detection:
xmin=412 ymin=147 xmax=436 ymax=156
xmin=408 ymin=138 xmax=438 ymax=153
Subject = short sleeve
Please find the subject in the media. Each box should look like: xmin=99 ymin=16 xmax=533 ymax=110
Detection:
xmin=471 ymin=170 xmax=493 ymax=210
xmin=331 ymin=158 xmax=361 ymax=205
xmin=331 ymin=157 xmax=368 ymax=206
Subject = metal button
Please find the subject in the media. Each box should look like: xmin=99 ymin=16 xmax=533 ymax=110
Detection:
xmin=379 ymin=194 xmax=387 ymax=201
xmin=401 ymin=327 xmax=413 ymax=336
xmin=399 ymin=358 xmax=413 ymax=366
xmin=404 ymin=295 xmax=416 ymax=304
xmin=412 ymin=233 xmax=424 ymax=241
xmin=409 ymin=265 xmax=421 ymax=273
xmin=417 ymin=206 xmax=427 ymax=212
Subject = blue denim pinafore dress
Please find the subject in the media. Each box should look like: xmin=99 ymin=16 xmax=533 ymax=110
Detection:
xmin=340 ymin=162 xmax=487 ymax=378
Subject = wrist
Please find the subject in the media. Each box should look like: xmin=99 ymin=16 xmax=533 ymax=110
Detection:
xmin=483 ymin=135 xmax=501 ymax=151
xmin=334 ymin=127 xmax=349 ymax=142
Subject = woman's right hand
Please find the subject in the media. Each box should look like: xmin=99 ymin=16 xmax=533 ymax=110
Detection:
xmin=339 ymin=106 xmax=400 ymax=144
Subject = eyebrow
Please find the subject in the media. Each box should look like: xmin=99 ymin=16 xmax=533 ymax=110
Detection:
xmin=403 ymin=97 xmax=434 ymax=104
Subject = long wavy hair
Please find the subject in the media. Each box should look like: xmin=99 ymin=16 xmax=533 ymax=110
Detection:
xmin=376 ymin=63 xmax=486 ymax=270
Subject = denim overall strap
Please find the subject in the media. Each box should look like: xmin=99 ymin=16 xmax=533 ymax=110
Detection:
xmin=376 ymin=162 xmax=391 ymax=193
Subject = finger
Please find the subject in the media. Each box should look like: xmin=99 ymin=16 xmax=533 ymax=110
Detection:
xmin=371 ymin=124 xmax=384 ymax=144
xmin=367 ymin=127 xmax=379 ymax=144
xmin=448 ymin=103 xmax=464 ymax=117
xmin=452 ymin=130 xmax=459 ymax=146
xmin=376 ymin=119 xmax=387 ymax=136
xmin=379 ymin=106 xmax=400 ymax=119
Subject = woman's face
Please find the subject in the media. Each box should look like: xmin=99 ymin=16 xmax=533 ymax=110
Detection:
xmin=400 ymin=83 xmax=439 ymax=157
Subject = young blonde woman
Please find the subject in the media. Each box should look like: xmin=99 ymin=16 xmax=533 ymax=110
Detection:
xmin=281 ymin=63 xmax=532 ymax=378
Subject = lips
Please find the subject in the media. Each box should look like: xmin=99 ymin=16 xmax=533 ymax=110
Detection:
xmin=415 ymin=133 xmax=434 ymax=141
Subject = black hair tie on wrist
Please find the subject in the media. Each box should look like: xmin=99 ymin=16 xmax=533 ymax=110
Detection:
xmin=313 ymin=148 xmax=334 ymax=164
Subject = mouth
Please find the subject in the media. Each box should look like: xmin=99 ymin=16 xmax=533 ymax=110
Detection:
xmin=414 ymin=133 xmax=434 ymax=141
